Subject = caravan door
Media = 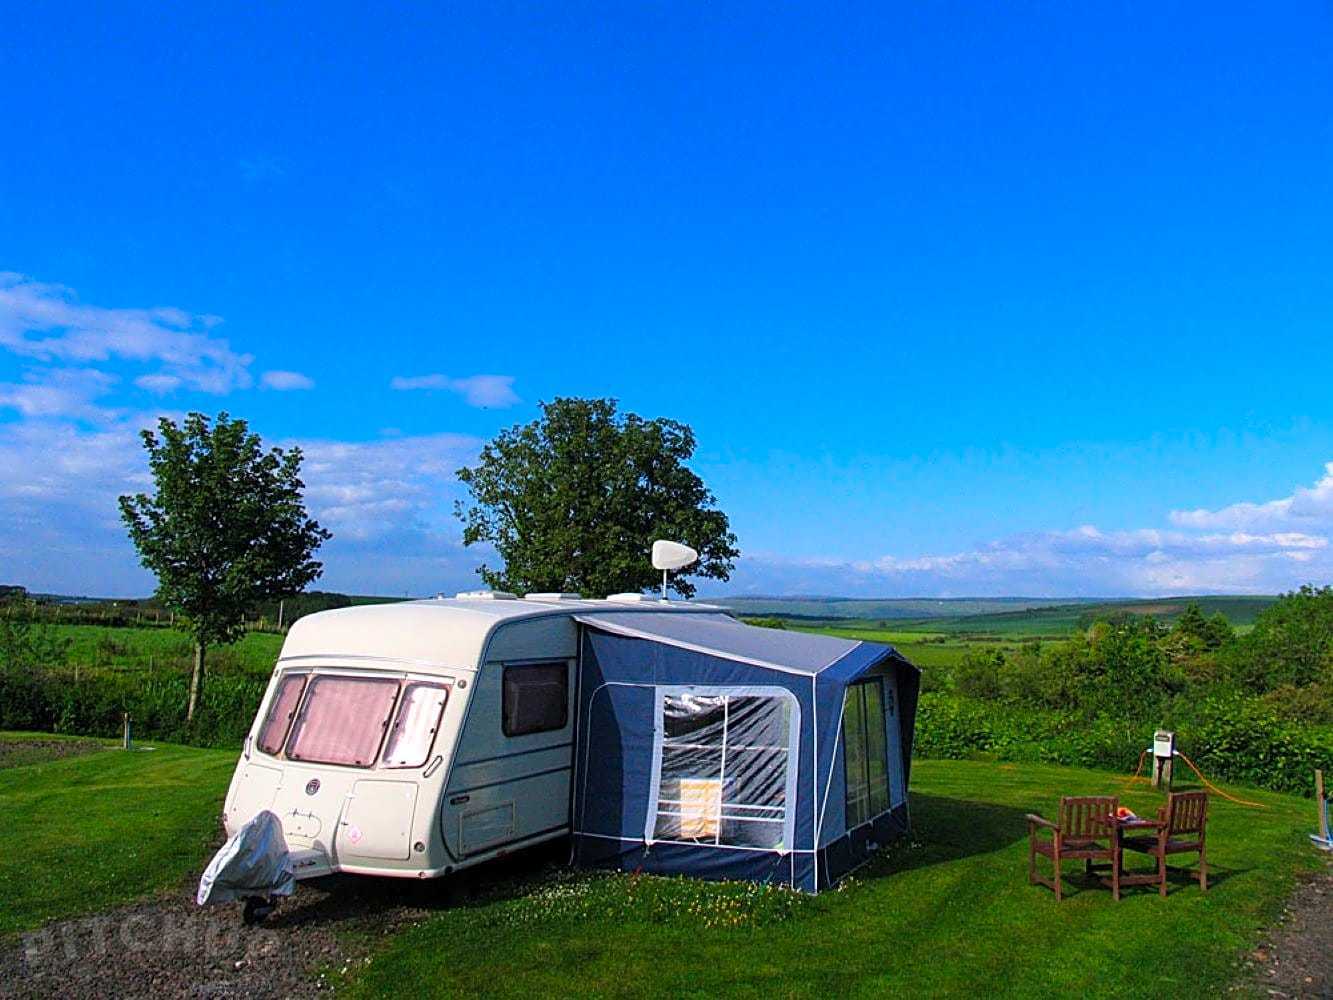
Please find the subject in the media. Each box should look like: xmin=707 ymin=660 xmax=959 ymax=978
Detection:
xmin=442 ymin=659 xmax=575 ymax=859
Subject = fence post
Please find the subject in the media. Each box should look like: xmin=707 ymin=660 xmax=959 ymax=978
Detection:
xmin=122 ymin=712 xmax=131 ymax=750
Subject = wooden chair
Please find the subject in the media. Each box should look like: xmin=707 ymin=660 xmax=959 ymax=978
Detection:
xmin=1027 ymin=796 xmax=1120 ymax=901
xmin=1121 ymin=791 xmax=1209 ymax=896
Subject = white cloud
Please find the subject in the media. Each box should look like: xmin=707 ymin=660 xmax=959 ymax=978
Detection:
xmin=390 ymin=373 xmax=519 ymax=408
xmin=295 ymin=432 xmax=480 ymax=542
xmin=0 ymin=368 xmax=121 ymax=423
xmin=134 ymin=373 xmax=183 ymax=394
xmin=0 ymin=272 xmax=253 ymax=393
xmin=1170 ymin=462 xmax=1333 ymax=532
xmin=706 ymin=466 xmax=1333 ymax=599
xmin=261 ymin=370 xmax=315 ymax=391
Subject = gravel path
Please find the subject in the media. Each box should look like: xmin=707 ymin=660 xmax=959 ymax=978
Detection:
xmin=2 ymin=873 xmax=455 ymax=999
xmin=2 ymin=840 xmax=563 ymax=1000
xmin=1240 ymin=862 xmax=1333 ymax=999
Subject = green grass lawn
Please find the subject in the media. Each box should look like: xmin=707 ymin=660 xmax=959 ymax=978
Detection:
xmin=49 ymin=623 xmax=283 ymax=676
xmin=4 ymin=735 xmax=1321 ymax=997
xmin=342 ymin=760 xmax=1322 ymax=999
xmin=0 ymin=732 xmax=236 ymax=937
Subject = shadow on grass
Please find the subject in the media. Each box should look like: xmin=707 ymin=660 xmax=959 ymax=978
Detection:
xmin=1036 ymin=860 xmax=1247 ymax=899
xmin=855 ymin=792 xmax=1032 ymax=881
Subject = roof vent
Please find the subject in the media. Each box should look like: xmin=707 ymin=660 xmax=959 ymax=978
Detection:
xmin=523 ymin=592 xmax=584 ymax=602
xmin=454 ymin=590 xmax=518 ymax=600
xmin=604 ymin=593 xmax=663 ymax=603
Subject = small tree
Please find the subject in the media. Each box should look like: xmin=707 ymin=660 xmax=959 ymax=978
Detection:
xmin=456 ymin=397 xmax=739 ymax=598
xmin=119 ymin=413 xmax=331 ymax=722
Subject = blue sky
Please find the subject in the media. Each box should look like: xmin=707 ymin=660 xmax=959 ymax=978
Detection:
xmin=3 ymin=4 xmax=1332 ymax=598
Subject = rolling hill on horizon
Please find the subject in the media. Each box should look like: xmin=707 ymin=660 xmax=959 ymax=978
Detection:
xmin=711 ymin=594 xmax=1279 ymax=636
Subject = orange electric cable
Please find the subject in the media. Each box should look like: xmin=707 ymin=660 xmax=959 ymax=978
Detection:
xmin=1119 ymin=748 xmax=1149 ymax=791
xmin=1120 ymin=747 xmax=1265 ymax=808
xmin=1173 ymin=749 xmax=1267 ymax=809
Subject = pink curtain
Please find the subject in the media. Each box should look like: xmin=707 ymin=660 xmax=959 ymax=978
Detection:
xmin=257 ymin=674 xmax=307 ymax=754
xmin=287 ymin=676 xmax=400 ymax=766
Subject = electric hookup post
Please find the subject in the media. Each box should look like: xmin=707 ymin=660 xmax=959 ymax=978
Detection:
xmin=1151 ymin=730 xmax=1175 ymax=790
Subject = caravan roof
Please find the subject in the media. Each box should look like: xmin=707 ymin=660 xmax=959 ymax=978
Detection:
xmin=278 ymin=595 xmax=726 ymax=671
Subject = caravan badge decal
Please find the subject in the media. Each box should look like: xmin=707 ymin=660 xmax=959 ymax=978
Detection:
xmin=305 ymin=779 xmax=320 ymax=796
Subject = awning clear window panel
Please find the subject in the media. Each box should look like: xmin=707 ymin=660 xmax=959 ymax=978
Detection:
xmin=863 ymin=680 xmax=891 ymax=817
xmin=844 ymin=678 xmax=891 ymax=828
xmin=653 ymin=691 xmax=794 ymax=851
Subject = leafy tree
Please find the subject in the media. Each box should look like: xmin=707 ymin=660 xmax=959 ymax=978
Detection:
xmin=119 ymin=413 xmax=331 ymax=722
xmin=1172 ymin=602 xmax=1209 ymax=642
xmin=456 ymin=398 xmax=739 ymax=599
xmin=1170 ymin=602 xmax=1233 ymax=652
xmin=1224 ymin=585 xmax=1333 ymax=692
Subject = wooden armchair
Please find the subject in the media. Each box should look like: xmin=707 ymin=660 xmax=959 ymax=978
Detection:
xmin=1121 ymin=791 xmax=1208 ymax=896
xmin=1027 ymin=796 xmax=1120 ymax=901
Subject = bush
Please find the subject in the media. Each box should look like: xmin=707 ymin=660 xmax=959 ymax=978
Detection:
xmin=953 ymin=649 xmax=1003 ymax=700
xmin=1260 ymin=682 xmax=1333 ymax=726
xmin=913 ymin=692 xmax=1332 ymax=796
xmin=1176 ymin=693 xmax=1333 ymax=795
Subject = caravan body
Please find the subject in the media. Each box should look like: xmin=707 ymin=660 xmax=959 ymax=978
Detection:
xmin=222 ymin=593 xmax=919 ymax=890
xmin=223 ymin=593 xmax=721 ymax=880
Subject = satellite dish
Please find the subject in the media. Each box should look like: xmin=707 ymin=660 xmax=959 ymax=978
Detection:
xmin=652 ymin=540 xmax=698 ymax=571
xmin=652 ymin=540 xmax=698 ymax=599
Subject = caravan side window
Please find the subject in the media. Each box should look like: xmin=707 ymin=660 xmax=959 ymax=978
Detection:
xmin=502 ymin=662 xmax=569 ymax=737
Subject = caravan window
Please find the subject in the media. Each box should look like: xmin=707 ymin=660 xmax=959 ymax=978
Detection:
xmin=257 ymin=673 xmax=307 ymax=755
xmin=286 ymin=675 xmax=400 ymax=767
xmin=844 ymin=678 xmax=891 ymax=828
xmin=651 ymin=690 xmax=796 ymax=851
xmin=502 ymin=662 xmax=568 ymax=737
xmin=382 ymin=682 xmax=450 ymax=768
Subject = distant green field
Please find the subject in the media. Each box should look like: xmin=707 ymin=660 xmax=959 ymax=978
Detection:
xmin=715 ymin=596 xmax=1093 ymax=620
xmin=886 ymin=595 xmax=1276 ymax=639
xmin=794 ymin=626 xmax=1004 ymax=670
xmin=49 ymin=623 xmax=283 ymax=676
xmin=775 ymin=595 xmax=1277 ymax=667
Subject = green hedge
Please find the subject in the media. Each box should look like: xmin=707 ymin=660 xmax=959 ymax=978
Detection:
xmin=913 ymin=692 xmax=1333 ymax=795
xmin=4 ymin=660 xmax=1329 ymax=797
xmin=0 ymin=665 xmax=266 ymax=748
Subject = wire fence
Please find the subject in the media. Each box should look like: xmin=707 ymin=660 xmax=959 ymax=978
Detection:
xmin=0 ymin=602 xmax=288 ymax=634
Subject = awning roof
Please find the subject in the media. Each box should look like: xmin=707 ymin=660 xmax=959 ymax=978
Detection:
xmin=575 ymin=612 xmax=905 ymax=677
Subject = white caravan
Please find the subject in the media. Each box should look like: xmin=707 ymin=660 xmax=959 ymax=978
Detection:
xmin=222 ymin=592 xmax=722 ymax=882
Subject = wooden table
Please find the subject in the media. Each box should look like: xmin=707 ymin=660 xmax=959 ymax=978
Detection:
xmin=1099 ymin=816 xmax=1164 ymax=890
